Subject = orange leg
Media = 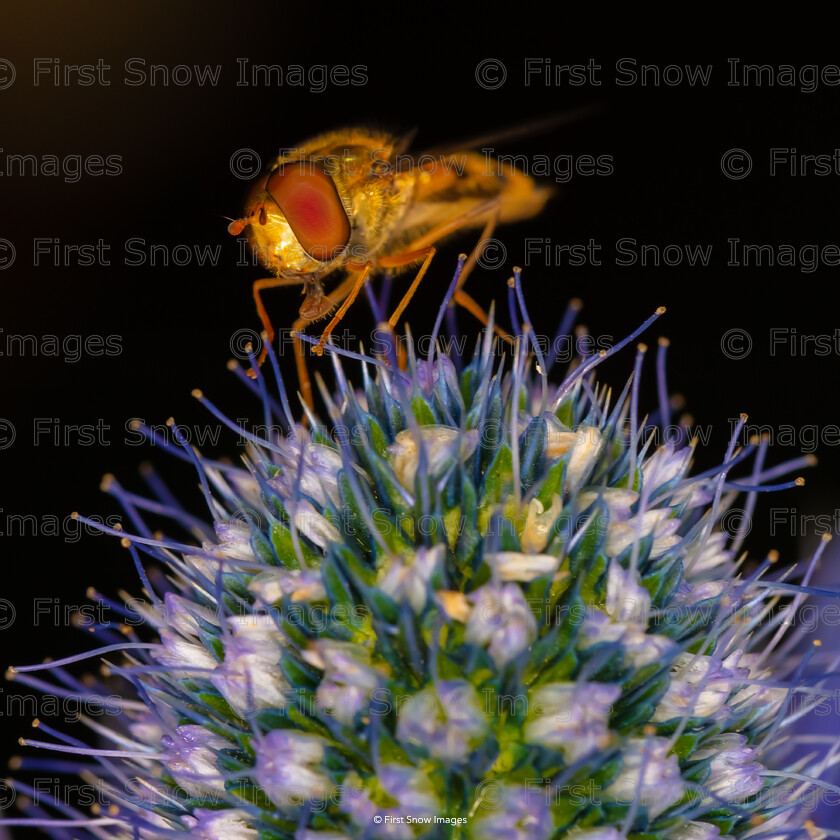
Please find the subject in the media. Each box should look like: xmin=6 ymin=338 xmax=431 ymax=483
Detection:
xmin=249 ymin=275 xmax=306 ymax=376
xmin=453 ymin=289 xmax=512 ymax=343
xmin=250 ymin=271 xmax=355 ymax=410
xmin=293 ymin=271 xmax=364 ymax=409
xmin=312 ymin=262 xmax=374 ymax=356
xmin=407 ymin=196 xmax=501 ymax=252
xmin=379 ymin=197 xmax=511 ymax=343
xmin=450 ymin=200 xmax=511 ymax=342
xmin=289 ymin=314 xmax=313 ymax=413
xmin=454 ymin=199 xmax=501 ymax=294
xmin=251 ymin=196 xmax=509 ymax=409
xmin=380 ymin=247 xmax=437 ymax=329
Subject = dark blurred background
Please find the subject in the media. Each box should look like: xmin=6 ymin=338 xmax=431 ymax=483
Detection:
xmin=2 ymin=4 xmax=840 ymax=830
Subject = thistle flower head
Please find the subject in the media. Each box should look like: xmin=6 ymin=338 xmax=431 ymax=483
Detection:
xmin=4 ymin=261 xmax=835 ymax=840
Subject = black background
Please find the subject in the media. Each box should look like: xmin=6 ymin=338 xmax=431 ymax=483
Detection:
xmin=3 ymin=5 xmax=840 ymax=828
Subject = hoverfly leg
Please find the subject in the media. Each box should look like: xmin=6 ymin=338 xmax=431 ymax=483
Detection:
xmin=380 ymin=196 xmax=511 ymax=343
xmin=247 ymin=275 xmax=306 ymax=377
xmin=311 ymin=262 xmax=374 ymax=356
xmin=293 ymin=270 xmax=372 ymax=409
xmin=451 ymin=202 xmax=513 ymax=343
xmin=454 ymin=201 xmax=501 ymax=295
xmin=290 ymin=314 xmax=313 ymax=412
xmin=406 ymin=196 xmax=502 ymax=251
xmin=379 ymin=247 xmax=437 ymax=329
xmin=453 ymin=289 xmax=512 ymax=343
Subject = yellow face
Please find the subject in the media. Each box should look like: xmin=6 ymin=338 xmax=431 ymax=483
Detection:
xmin=244 ymin=199 xmax=330 ymax=277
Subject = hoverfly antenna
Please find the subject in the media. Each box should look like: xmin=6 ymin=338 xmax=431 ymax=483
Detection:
xmin=227 ymin=217 xmax=249 ymax=236
xmin=227 ymin=201 xmax=269 ymax=235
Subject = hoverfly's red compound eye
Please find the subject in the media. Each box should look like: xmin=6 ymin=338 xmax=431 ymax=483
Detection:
xmin=265 ymin=163 xmax=351 ymax=262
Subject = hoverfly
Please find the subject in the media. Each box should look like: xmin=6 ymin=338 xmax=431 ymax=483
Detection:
xmin=228 ymin=108 xmax=596 ymax=408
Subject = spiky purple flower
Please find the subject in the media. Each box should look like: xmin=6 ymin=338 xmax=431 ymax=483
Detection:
xmin=3 ymin=260 xmax=836 ymax=839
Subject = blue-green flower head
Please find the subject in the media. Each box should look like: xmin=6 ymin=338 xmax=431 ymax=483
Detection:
xmin=3 ymin=261 xmax=833 ymax=840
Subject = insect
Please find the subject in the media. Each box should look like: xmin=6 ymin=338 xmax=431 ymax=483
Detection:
xmin=229 ymin=110 xmax=595 ymax=408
